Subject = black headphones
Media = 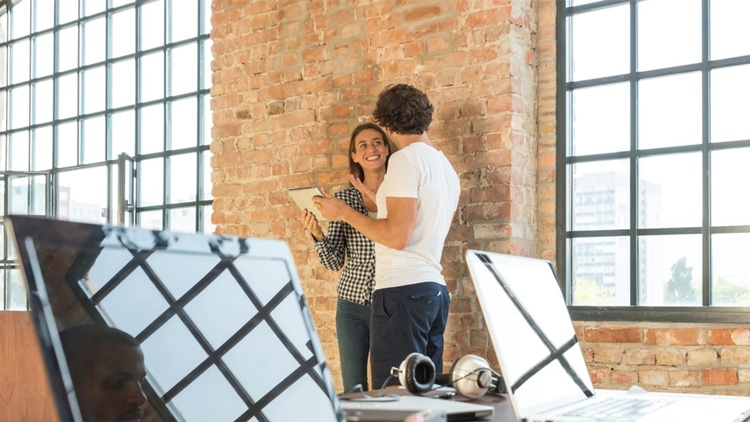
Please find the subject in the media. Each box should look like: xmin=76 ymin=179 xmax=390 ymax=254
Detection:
xmin=392 ymin=352 xmax=506 ymax=398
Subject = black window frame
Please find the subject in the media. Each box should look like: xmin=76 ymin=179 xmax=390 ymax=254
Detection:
xmin=556 ymin=0 xmax=750 ymax=323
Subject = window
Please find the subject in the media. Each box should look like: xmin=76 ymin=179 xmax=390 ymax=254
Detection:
xmin=0 ymin=0 xmax=213 ymax=310
xmin=559 ymin=0 xmax=750 ymax=322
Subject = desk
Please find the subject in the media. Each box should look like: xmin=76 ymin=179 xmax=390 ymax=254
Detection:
xmin=450 ymin=393 xmax=517 ymax=422
xmin=342 ymin=388 xmax=518 ymax=422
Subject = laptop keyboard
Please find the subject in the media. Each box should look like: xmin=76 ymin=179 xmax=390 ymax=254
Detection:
xmin=561 ymin=396 xmax=674 ymax=421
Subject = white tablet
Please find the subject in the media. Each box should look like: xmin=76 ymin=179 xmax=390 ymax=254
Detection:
xmin=288 ymin=186 xmax=329 ymax=222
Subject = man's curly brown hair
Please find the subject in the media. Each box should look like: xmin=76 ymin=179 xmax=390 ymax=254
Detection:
xmin=372 ymin=84 xmax=433 ymax=135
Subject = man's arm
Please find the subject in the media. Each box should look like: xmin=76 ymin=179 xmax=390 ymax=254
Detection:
xmin=314 ymin=190 xmax=417 ymax=250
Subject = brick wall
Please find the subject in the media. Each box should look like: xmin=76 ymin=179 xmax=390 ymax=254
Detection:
xmin=209 ymin=0 xmax=750 ymax=396
xmin=577 ymin=323 xmax=750 ymax=396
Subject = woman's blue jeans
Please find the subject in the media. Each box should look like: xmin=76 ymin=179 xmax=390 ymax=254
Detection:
xmin=336 ymin=299 xmax=371 ymax=392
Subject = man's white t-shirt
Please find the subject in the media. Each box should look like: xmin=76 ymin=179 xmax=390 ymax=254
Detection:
xmin=374 ymin=142 xmax=460 ymax=290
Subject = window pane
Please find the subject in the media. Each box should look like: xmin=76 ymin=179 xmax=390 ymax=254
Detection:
xmin=82 ymin=0 xmax=106 ymax=17
xmin=638 ymin=72 xmax=701 ymax=149
xmin=140 ymin=103 xmax=164 ymax=154
xmin=170 ymin=43 xmax=197 ymax=96
xmin=10 ymin=84 xmax=30 ymax=129
xmin=140 ymin=0 xmax=165 ymax=51
xmin=712 ymin=148 xmax=750 ymax=227
xmin=9 ymin=174 xmax=46 ymax=215
xmin=82 ymin=115 xmax=105 ymax=164
xmin=111 ymin=109 xmax=135 ymax=157
xmin=32 ymin=125 xmax=53 ymax=171
xmin=58 ymin=166 xmax=108 ymax=224
xmin=201 ymin=94 xmax=210 ymax=145
xmin=710 ymin=64 xmax=750 ymax=143
xmin=83 ymin=16 xmax=106 ymax=65
xmin=201 ymin=38 xmax=212 ymax=90
xmin=170 ymin=96 xmax=196 ymax=150
xmin=639 ymin=153 xmax=701 ymax=229
xmin=9 ymin=131 xmax=29 ymax=171
xmin=571 ymin=160 xmax=629 ymax=231
xmin=139 ymin=157 xmax=164 ymax=207
xmin=201 ymin=149 xmax=212 ymax=200
xmin=58 ymin=25 xmax=79 ymax=72
xmin=112 ymin=7 xmax=136 ymax=59
xmin=57 ymin=73 xmax=79 ymax=120
xmin=33 ymin=78 xmax=53 ymax=124
xmin=35 ymin=0 xmax=55 ymax=31
xmin=171 ymin=0 xmax=198 ymax=43
xmin=638 ymin=0 xmax=702 ymax=71
xmin=138 ymin=209 xmax=163 ymax=230
xmin=571 ymin=5 xmax=629 ymax=81
xmin=83 ymin=65 xmax=106 ymax=114
xmin=11 ymin=39 xmax=30 ymax=84
xmin=58 ymin=0 xmax=79 ymax=25
xmin=170 ymin=206 xmax=196 ymax=233
xmin=111 ymin=59 xmax=135 ymax=108
xmin=571 ymin=83 xmax=629 ymax=156
xmin=711 ymin=0 xmax=750 ymax=61
xmin=202 ymin=204 xmax=214 ymax=234
xmin=639 ymin=234 xmax=701 ymax=306
xmin=572 ymin=236 xmax=630 ymax=306
xmin=0 ymin=135 xmax=6 ymax=170
xmin=141 ymin=51 xmax=164 ymax=102
xmin=202 ymin=0 xmax=212 ymax=35
xmin=169 ymin=153 xmax=196 ymax=203
xmin=57 ymin=121 xmax=79 ymax=168
xmin=6 ymin=269 xmax=27 ymax=310
xmin=712 ymin=233 xmax=750 ymax=306
xmin=0 ymin=45 xmax=6 ymax=87
xmin=33 ymin=33 xmax=54 ymax=78
xmin=10 ymin=0 xmax=30 ymax=39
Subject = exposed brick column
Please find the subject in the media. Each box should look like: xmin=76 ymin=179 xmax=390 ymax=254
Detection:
xmin=210 ymin=0 xmax=541 ymax=390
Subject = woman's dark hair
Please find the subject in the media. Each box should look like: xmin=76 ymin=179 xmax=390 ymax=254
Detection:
xmin=348 ymin=122 xmax=393 ymax=185
xmin=371 ymin=84 xmax=433 ymax=135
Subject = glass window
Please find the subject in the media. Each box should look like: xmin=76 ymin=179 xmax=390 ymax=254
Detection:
xmin=1 ymin=0 xmax=212 ymax=311
xmin=561 ymin=1 xmax=750 ymax=320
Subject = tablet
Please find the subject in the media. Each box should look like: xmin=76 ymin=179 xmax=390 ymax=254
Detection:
xmin=289 ymin=186 xmax=329 ymax=222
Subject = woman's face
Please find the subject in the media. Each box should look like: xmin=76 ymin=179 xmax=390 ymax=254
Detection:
xmin=351 ymin=128 xmax=389 ymax=173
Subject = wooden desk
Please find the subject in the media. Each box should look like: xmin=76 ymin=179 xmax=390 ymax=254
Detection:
xmin=343 ymin=388 xmax=518 ymax=422
xmin=450 ymin=393 xmax=517 ymax=422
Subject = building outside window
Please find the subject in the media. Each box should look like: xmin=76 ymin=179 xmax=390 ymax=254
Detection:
xmin=0 ymin=0 xmax=213 ymax=310
xmin=559 ymin=0 xmax=750 ymax=321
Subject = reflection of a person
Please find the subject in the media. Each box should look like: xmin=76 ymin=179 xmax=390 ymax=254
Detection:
xmin=60 ymin=325 xmax=147 ymax=422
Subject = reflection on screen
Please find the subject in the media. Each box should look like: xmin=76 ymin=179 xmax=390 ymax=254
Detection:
xmin=28 ymin=221 xmax=342 ymax=422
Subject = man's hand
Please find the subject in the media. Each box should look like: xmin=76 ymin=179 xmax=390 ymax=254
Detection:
xmin=312 ymin=187 xmax=352 ymax=222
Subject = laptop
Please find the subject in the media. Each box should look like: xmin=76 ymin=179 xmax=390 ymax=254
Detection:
xmin=339 ymin=393 xmax=492 ymax=421
xmin=4 ymin=214 xmax=487 ymax=422
xmin=465 ymin=249 xmax=750 ymax=422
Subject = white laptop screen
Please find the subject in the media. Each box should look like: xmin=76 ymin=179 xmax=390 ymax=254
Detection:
xmin=465 ymin=250 xmax=595 ymax=418
xmin=7 ymin=215 xmax=344 ymax=422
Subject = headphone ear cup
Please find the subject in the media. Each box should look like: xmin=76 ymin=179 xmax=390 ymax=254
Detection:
xmin=451 ymin=355 xmax=492 ymax=399
xmin=398 ymin=352 xmax=435 ymax=395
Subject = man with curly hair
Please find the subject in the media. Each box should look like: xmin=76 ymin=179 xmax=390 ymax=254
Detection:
xmin=314 ymin=84 xmax=460 ymax=388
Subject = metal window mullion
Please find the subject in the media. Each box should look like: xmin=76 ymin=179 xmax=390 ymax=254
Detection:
xmin=556 ymin=1 xmax=570 ymax=302
xmin=701 ymin=0 xmax=711 ymax=306
xmin=629 ymin=0 xmax=639 ymax=306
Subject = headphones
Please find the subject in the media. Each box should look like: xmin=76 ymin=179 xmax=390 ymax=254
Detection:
xmin=392 ymin=352 xmax=506 ymax=398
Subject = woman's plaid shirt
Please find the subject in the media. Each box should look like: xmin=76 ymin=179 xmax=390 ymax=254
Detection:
xmin=313 ymin=187 xmax=374 ymax=306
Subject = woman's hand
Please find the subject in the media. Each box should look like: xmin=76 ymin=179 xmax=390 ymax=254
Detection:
xmin=349 ymin=174 xmax=377 ymax=205
xmin=303 ymin=209 xmax=324 ymax=241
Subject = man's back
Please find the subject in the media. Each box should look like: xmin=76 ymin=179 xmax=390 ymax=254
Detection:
xmin=375 ymin=142 xmax=459 ymax=289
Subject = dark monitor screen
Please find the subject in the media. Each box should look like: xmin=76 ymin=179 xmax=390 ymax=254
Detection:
xmin=6 ymin=215 xmax=343 ymax=422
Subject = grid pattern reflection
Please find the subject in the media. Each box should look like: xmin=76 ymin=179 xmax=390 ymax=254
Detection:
xmin=44 ymin=223 xmax=341 ymax=422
